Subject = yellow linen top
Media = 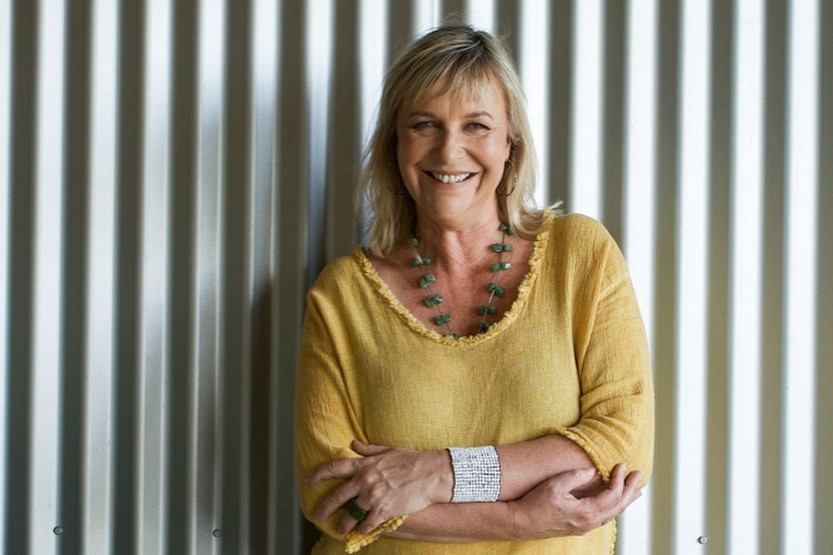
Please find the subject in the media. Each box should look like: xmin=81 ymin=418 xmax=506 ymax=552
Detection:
xmin=295 ymin=213 xmax=654 ymax=554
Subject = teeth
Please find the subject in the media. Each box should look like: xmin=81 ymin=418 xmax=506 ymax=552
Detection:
xmin=431 ymin=172 xmax=472 ymax=184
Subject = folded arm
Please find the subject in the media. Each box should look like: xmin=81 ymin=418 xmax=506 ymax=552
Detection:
xmin=305 ymin=433 xmax=607 ymax=535
xmin=307 ymin=437 xmax=642 ymax=542
xmin=388 ymin=464 xmax=642 ymax=543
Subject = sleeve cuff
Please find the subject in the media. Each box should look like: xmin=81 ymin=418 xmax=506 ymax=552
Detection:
xmin=554 ymin=427 xmax=610 ymax=481
xmin=343 ymin=516 xmax=407 ymax=553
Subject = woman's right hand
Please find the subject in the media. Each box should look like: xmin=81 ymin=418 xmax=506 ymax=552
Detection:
xmin=508 ymin=463 xmax=643 ymax=540
xmin=306 ymin=440 xmax=453 ymax=535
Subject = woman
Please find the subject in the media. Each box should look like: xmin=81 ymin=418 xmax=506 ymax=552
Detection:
xmin=295 ymin=25 xmax=653 ymax=554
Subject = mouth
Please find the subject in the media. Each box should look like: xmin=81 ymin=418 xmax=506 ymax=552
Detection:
xmin=426 ymin=171 xmax=475 ymax=184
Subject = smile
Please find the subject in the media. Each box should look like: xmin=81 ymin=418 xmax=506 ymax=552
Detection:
xmin=427 ymin=171 xmax=474 ymax=184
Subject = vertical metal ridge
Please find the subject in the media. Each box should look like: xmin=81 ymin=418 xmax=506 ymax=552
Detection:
xmin=759 ymin=0 xmax=789 ymax=552
xmin=276 ymin=0 xmax=313 ymax=550
xmin=113 ymin=0 xmax=147 ymax=552
xmin=137 ymin=0 xmax=172 ymax=548
xmin=601 ymin=0 xmax=627 ymax=244
xmin=494 ymin=0 xmax=521 ymax=56
xmin=251 ymin=0 xmax=280 ymax=549
xmin=814 ymin=3 xmax=833 ymax=553
xmin=547 ymin=1 xmax=574 ymax=209
xmin=704 ymin=0 xmax=736 ymax=552
xmin=651 ymin=0 xmax=682 ymax=553
xmin=441 ymin=0 xmax=467 ymax=22
xmin=0 ymin=0 xmax=9 ymax=541
xmin=193 ymin=1 xmax=224 ymax=552
xmin=305 ymin=0 xmax=332 ymax=286
xmin=387 ymin=0 xmax=415 ymax=60
xmin=167 ymin=0 xmax=200 ymax=553
xmin=219 ymin=0 xmax=253 ymax=551
xmin=59 ymin=0 xmax=93 ymax=553
xmin=328 ymin=1 xmax=361 ymax=260
xmin=4 ymin=1 xmax=39 ymax=553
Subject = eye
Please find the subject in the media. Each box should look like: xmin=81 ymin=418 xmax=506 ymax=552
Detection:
xmin=466 ymin=121 xmax=490 ymax=131
xmin=412 ymin=121 xmax=437 ymax=131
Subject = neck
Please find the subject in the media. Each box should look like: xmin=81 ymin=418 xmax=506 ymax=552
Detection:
xmin=408 ymin=221 xmax=514 ymax=338
xmin=412 ymin=218 xmax=503 ymax=274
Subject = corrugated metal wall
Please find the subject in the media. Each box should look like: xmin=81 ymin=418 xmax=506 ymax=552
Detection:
xmin=1 ymin=0 xmax=830 ymax=554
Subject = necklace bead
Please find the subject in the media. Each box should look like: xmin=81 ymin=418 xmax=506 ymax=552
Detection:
xmin=419 ymin=274 xmax=437 ymax=288
xmin=424 ymin=293 xmax=443 ymax=307
xmin=435 ymin=313 xmax=452 ymax=326
xmin=487 ymin=283 xmax=505 ymax=297
xmin=490 ymin=243 xmax=513 ymax=253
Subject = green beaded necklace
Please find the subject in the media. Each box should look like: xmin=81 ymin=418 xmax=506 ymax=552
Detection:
xmin=410 ymin=223 xmax=514 ymax=339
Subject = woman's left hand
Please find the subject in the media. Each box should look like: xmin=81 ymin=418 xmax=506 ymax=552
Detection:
xmin=306 ymin=440 xmax=453 ymax=534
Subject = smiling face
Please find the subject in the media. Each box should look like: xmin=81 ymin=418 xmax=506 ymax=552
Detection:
xmin=396 ymin=79 xmax=512 ymax=231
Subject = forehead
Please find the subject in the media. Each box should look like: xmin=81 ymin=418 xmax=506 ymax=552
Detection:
xmin=402 ymin=77 xmax=508 ymax=115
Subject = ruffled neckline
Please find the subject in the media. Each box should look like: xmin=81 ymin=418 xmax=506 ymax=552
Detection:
xmin=354 ymin=212 xmax=554 ymax=346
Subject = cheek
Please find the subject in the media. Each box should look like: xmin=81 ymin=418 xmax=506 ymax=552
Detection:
xmin=481 ymin=138 xmax=511 ymax=167
xmin=396 ymin=135 xmax=421 ymax=166
xmin=396 ymin=138 xmax=426 ymax=188
xmin=395 ymin=140 xmax=412 ymax=177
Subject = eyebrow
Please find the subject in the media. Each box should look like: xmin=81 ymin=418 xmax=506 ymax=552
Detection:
xmin=405 ymin=110 xmax=495 ymax=120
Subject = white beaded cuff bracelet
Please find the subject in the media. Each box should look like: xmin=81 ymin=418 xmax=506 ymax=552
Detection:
xmin=446 ymin=445 xmax=501 ymax=503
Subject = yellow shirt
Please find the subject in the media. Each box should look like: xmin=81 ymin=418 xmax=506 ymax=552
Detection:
xmin=295 ymin=213 xmax=654 ymax=554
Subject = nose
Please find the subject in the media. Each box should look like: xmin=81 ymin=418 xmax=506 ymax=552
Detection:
xmin=435 ymin=129 xmax=464 ymax=163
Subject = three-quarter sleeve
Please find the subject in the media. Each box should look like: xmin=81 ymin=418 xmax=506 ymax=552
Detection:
xmin=556 ymin=220 xmax=654 ymax=484
xmin=294 ymin=281 xmax=404 ymax=552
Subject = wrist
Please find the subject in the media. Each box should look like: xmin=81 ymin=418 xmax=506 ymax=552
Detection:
xmin=506 ymin=500 xmax=530 ymax=541
xmin=431 ymin=449 xmax=455 ymax=503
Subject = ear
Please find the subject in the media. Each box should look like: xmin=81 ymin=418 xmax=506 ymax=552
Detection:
xmin=503 ymin=135 xmax=514 ymax=159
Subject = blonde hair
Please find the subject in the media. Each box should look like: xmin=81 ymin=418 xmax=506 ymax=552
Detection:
xmin=356 ymin=25 xmax=554 ymax=258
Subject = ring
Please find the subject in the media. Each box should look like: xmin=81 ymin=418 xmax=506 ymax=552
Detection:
xmin=344 ymin=498 xmax=369 ymax=522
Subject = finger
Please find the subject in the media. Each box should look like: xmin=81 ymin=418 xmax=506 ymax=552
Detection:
xmin=356 ymin=506 xmax=386 ymax=535
xmin=584 ymin=468 xmax=643 ymax=526
xmin=620 ymin=471 xmax=644 ymax=505
xmin=351 ymin=440 xmax=391 ymax=456
xmin=337 ymin=504 xmax=365 ymax=535
xmin=600 ymin=464 xmax=628 ymax=498
xmin=607 ymin=463 xmax=628 ymax=488
xmin=306 ymin=457 xmax=360 ymax=485
xmin=337 ymin=497 xmax=371 ymax=535
xmin=624 ymin=469 xmax=644 ymax=490
xmin=313 ymin=483 xmax=362 ymax=523
xmin=339 ymin=510 xmax=382 ymax=536
xmin=337 ymin=512 xmax=359 ymax=535
xmin=612 ymin=467 xmax=642 ymax=503
xmin=342 ymin=497 xmax=386 ymax=536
